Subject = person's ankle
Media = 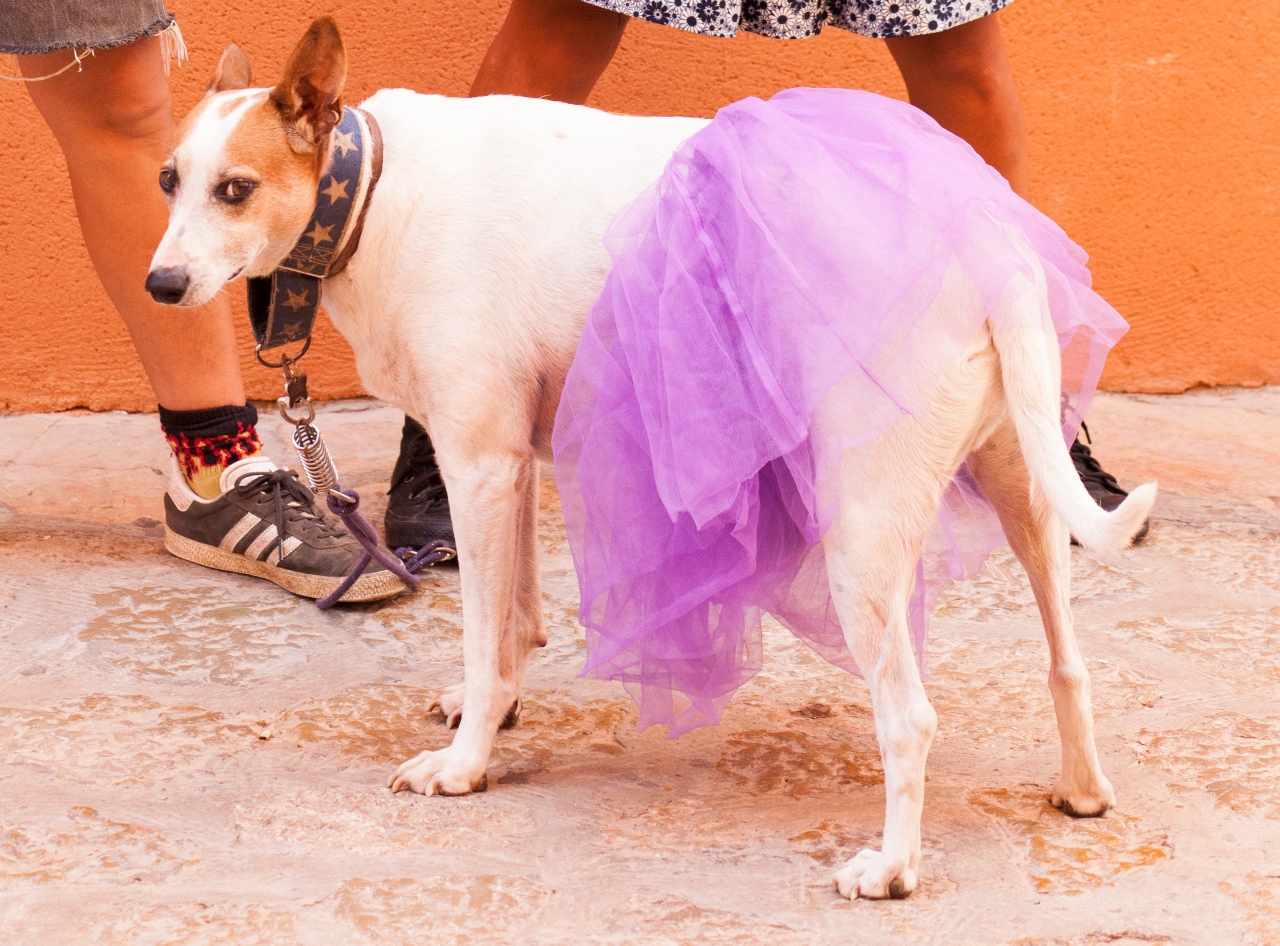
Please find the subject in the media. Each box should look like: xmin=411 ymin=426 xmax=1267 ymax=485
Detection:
xmin=159 ymin=403 xmax=263 ymax=500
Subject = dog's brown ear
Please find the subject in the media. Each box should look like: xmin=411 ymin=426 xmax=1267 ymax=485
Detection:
xmin=271 ymin=16 xmax=347 ymax=154
xmin=206 ymin=44 xmax=253 ymax=96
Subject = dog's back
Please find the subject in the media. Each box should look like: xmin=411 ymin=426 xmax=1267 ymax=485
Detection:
xmin=322 ymin=89 xmax=706 ymax=440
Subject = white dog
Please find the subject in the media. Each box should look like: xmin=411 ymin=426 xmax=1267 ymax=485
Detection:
xmin=148 ymin=18 xmax=1155 ymax=900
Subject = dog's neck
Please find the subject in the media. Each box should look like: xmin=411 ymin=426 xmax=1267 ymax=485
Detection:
xmin=247 ymin=105 xmax=384 ymax=354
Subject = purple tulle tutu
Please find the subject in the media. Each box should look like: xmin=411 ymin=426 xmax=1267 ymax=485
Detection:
xmin=553 ymin=89 xmax=1128 ymax=735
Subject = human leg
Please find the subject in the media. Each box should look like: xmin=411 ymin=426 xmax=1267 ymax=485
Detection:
xmin=385 ymin=416 xmax=458 ymax=551
xmin=391 ymin=0 xmax=624 ymax=554
xmin=884 ymin=13 xmax=1029 ymax=197
xmin=20 ymin=38 xmax=247 ymax=410
xmin=22 ymin=38 xmax=265 ymax=502
xmin=470 ymin=0 xmax=626 ymax=102
xmin=20 ymin=36 xmax=399 ymax=599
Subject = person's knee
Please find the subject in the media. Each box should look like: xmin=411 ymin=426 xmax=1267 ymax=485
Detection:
xmin=888 ymin=17 xmax=1014 ymax=104
xmin=923 ymin=41 xmax=1008 ymax=101
xmin=29 ymin=43 xmax=173 ymax=146
xmin=91 ymin=85 xmax=172 ymax=143
xmin=79 ymin=64 xmax=172 ymax=142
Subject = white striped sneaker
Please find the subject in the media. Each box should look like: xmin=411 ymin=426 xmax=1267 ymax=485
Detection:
xmin=163 ymin=456 xmax=405 ymax=603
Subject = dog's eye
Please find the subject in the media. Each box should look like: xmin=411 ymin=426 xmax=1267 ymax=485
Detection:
xmin=159 ymin=167 xmax=178 ymax=194
xmin=216 ymin=178 xmax=256 ymax=203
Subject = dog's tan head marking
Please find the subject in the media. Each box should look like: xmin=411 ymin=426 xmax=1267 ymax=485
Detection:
xmin=146 ymin=17 xmax=349 ymax=307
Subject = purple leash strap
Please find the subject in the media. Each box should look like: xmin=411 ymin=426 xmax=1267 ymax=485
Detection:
xmin=315 ymin=487 xmax=455 ymax=609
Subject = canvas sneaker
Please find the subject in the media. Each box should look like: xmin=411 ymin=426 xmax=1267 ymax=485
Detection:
xmin=1070 ymin=425 xmax=1150 ymax=545
xmin=163 ymin=455 xmax=405 ymax=602
xmin=384 ymin=416 xmax=456 ymax=553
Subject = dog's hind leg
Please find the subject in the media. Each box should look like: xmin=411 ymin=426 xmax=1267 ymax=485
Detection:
xmin=390 ymin=447 xmax=536 ymax=795
xmin=825 ymin=309 xmax=1005 ymax=899
xmin=968 ymin=423 xmax=1115 ymax=817
xmin=825 ymin=441 xmax=950 ymax=900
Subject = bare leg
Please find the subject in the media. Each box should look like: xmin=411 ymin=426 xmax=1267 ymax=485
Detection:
xmin=20 ymin=38 xmax=244 ymax=410
xmin=470 ymin=0 xmax=626 ymax=102
xmin=968 ymin=424 xmax=1115 ymax=816
xmin=884 ymin=14 xmax=1030 ymax=197
xmin=471 ymin=1 xmax=1027 ymax=200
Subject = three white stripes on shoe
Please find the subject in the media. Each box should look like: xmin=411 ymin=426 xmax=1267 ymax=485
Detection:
xmin=219 ymin=512 xmax=304 ymax=563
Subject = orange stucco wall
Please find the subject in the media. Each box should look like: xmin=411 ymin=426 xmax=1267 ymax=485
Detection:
xmin=2 ymin=0 xmax=1277 ymax=412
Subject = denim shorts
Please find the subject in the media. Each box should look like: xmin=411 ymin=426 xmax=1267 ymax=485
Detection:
xmin=0 ymin=0 xmax=174 ymax=55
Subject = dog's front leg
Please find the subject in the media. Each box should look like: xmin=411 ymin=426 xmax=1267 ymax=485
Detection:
xmin=427 ymin=465 xmax=545 ymax=731
xmin=389 ymin=449 xmax=534 ymax=796
xmin=504 ymin=459 xmax=548 ymax=720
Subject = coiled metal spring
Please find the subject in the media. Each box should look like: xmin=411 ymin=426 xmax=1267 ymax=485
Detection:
xmin=292 ymin=420 xmax=340 ymax=494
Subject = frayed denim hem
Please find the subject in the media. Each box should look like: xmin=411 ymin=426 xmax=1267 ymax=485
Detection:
xmin=0 ymin=13 xmax=174 ymax=56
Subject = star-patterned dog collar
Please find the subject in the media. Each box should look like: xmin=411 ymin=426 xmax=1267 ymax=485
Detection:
xmin=247 ymin=106 xmax=384 ymax=356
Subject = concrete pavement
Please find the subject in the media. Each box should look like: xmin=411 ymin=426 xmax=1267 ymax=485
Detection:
xmin=1 ymin=389 xmax=1277 ymax=944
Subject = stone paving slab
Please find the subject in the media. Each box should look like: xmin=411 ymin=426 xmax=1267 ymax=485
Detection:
xmin=0 ymin=390 xmax=1278 ymax=945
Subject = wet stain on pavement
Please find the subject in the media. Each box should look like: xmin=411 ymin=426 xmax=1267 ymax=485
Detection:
xmin=1126 ymin=713 xmax=1280 ymax=817
xmin=970 ymin=787 xmax=1170 ymax=895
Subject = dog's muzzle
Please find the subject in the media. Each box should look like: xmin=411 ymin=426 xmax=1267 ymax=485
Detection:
xmin=145 ymin=267 xmax=190 ymax=305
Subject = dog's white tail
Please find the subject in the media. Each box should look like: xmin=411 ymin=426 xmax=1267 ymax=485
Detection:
xmin=990 ymin=276 xmax=1156 ymax=552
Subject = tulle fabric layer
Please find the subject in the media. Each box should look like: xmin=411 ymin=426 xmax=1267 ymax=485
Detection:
xmin=553 ymin=89 xmax=1128 ymax=735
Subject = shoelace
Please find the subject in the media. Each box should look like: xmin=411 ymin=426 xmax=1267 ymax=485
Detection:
xmin=233 ymin=469 xmax=343 ymax=564
xmin=318 ymin=488 xmax=453 ymax=609
xmin=1069 ymin=422 xmax=1123 ymax=495
xmin=231 ymin=468 xmax=453 ymax=609
xmin=394 ymin=439 xmax=449 ymax=510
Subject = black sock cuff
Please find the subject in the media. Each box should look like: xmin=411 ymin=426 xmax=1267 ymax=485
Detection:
xmin=159 ymin=403 xmax=259 ymax=440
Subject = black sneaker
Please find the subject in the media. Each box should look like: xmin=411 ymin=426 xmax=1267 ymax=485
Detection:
xmin=163 ymin=456 xmax=405 ymax=602
xmin=384 ymin=416 xmax=456 ymax=553
xmin=1070 ymin=423 xmax=1149 ymax=544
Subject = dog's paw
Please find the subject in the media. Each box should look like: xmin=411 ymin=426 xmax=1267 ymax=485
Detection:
xmin=1051 ymin=774 xmax=1116 ymax=818
xmin=833 ymin=849 xmax=917 ymax=900
xmin=428 ymin=685 xmax=521 ymax=731
xmin=428 ymin=685 xmax=467 ymax=729
xmin=388 ymin=746 xmax=488 ymax=796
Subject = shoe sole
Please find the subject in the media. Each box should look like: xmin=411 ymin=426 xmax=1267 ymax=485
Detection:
xmin=164 ymin=529 xmax=406 ymax=603
xmin=383 ymin=520 xmax=456 ymax=555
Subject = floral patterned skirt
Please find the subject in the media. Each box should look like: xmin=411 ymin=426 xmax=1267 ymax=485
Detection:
xmin=583 ymin=0 xmax=1012 ymax=40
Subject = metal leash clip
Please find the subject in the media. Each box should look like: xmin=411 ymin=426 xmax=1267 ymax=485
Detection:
xmin=275 ymin=352 xmax=340 ymax=496
xmin=264 ymin=347 xmax=426 ymax=608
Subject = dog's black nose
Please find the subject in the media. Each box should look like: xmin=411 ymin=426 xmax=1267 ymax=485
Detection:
xmin=145 ymin=267 xmax=189 ymax=305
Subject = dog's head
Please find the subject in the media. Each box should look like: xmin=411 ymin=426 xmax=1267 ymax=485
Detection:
xmin=146 ymin=17 xmax=348 ymax=306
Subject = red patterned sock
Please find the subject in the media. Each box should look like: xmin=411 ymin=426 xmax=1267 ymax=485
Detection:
xmin=159 ymin=404 xmax=263 ymax=499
